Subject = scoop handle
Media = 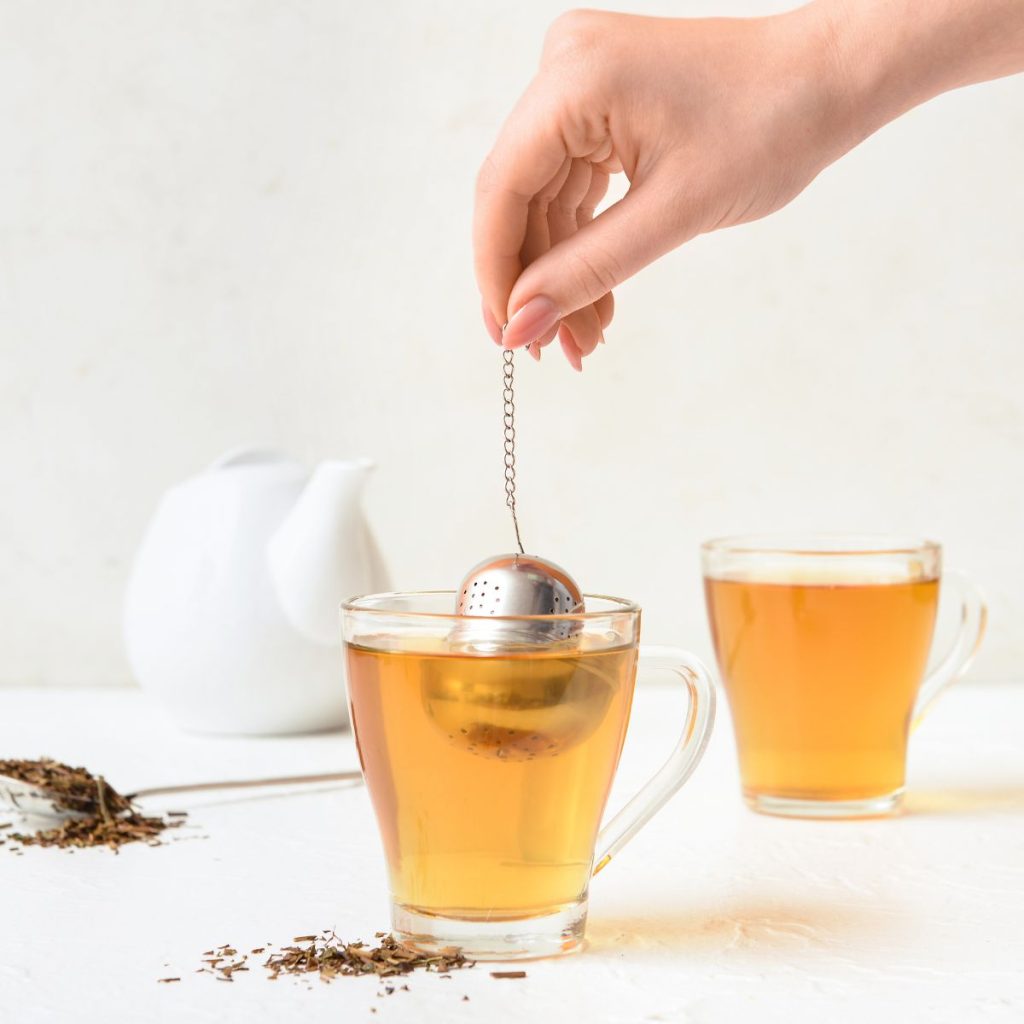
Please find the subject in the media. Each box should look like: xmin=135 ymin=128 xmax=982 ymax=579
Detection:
xmin=128 ymin=770 xmax=363 ymax=801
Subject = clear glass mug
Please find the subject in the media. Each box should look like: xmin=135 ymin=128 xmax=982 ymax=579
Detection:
xmin=702 ymin=535 xmax=986 ymax=818
xmin=342 ymin=592 xmax=716 ymax=960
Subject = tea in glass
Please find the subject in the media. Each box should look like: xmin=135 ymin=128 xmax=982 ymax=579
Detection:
xmin=343 ymin=592 xmax=716 ymax=958
xmin=347 ymin=638 xmax=636 ymax=918
xmin=702 ymin=536 xmax=985 ymax=818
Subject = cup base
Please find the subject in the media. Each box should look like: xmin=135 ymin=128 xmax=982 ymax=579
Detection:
xmin=391 ymin=900 xmax=588 ymax=961
xmin=745 ymin=788 xmax=904 ymax=819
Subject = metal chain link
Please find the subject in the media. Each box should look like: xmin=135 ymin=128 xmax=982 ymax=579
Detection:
xmin=502 ymin=349 xmax=525 ymax=555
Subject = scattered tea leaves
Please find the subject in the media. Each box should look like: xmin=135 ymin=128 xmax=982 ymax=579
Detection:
xmin=268 ymin=932 xmax=472 ymax=982
xmin=491 ymin=970 xmax=527 ymax=979
xmin=194 ymin=932 xmax=473 ymax=986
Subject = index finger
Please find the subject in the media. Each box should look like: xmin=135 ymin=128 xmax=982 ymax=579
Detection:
xmin=473 ymin=81 xmax=570 ymax=327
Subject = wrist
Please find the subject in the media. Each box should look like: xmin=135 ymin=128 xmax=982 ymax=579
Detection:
xmin=783 ymin=1 xmax=907 ymax=153
xmin=759 ymin=2 xmax=882 ymax=166
xmin=804 ymin=0 xmax=1014 ymax=149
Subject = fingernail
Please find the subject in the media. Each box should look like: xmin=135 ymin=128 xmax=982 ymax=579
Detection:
xmin=559 ymin=326 xmax=584 ymax=373
xmin=503 ymin=296 xmax=560 ymax=350
xmin=528 ymin=343 xmax=541 ymax=362
xmin=482 ymin=302 xmax=502 ymax=346
xmin=536 ymin=324 xmax=559 ymax=349
xmin=598 ymin=329 xmax=606 ymax=345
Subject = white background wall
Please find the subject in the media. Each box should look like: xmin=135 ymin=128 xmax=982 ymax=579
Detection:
xmin=1 ymin=0 xmax=1021 ymax=687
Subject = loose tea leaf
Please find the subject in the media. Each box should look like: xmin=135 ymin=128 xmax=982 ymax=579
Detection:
xmin=491 ymin=970 xmax=527 ymax=979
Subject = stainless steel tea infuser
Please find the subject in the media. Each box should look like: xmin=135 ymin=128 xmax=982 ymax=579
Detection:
xmin=450 ymin=348 xmax=584 ymax=650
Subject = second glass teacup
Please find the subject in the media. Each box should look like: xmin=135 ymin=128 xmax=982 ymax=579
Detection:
xmin=343 ymin=592 xmax=715 ymax=960
xmin=702 ymin=535 xmax=986 ymax=818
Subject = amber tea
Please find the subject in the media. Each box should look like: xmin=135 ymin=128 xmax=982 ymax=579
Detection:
xmin=705 ymin=575 xmax=939 ymax=806
xmin=343 ymin=591 xmax=716 ymax=959
xmin=347 ymin=637 xmax=637 ymax=920
xmin=701 ymin=535 xmax=985 ymax=819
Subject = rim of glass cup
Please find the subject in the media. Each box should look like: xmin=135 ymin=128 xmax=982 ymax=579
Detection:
xmin=342 ymin=590 xmax=640 ymax=620
xmin=701 ymin=534 xmax=941 ymax=558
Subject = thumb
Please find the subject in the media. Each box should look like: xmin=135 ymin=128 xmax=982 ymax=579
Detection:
xmin=502 ymin=174 xmax=698 ymax=349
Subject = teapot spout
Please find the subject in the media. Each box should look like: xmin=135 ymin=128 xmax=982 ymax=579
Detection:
xmin=267 ymin=458 xmax=384 ymax=645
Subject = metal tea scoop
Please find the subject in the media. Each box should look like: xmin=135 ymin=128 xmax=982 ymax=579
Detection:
xmin=449 ymin=349 xmax=584 ymax=651
xmin=0 ymin=767 xmax=362 ymax=824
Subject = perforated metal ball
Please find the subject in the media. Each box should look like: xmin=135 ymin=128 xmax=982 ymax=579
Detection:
xmin=449 ymin=553 xmax=584 ymax=651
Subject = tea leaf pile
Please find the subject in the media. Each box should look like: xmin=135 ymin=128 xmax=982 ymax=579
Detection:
xmin=0 ymin=757 xmax=185 ymax=852
xmin=0 ymin=757 xmax=132 ymax=816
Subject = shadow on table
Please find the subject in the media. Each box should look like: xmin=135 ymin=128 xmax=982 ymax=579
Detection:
xmin=904 ymin=785 xmax=1024 ymax=818
xmin=587 ymin=900 xmax=881 ymax=955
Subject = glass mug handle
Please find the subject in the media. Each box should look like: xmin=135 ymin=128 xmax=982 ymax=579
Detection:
xmin=912 ymin=570 xmax=988 ymax=728
xmin=592 ymin=644 xmax=716 ymax=876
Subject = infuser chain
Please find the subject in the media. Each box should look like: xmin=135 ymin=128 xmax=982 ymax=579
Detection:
xmin=502 ymin=349 xmax=525 ymax=555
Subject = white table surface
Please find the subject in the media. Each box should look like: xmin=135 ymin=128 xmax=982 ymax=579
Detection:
xmin=1 ymin=682 xmax=1022 ymax=1024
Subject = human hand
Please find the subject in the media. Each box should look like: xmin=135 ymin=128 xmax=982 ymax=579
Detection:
xmin=474 ymin=5 xmax=856 ymax=369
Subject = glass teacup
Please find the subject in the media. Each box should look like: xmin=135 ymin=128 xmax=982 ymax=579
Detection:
xmin=702 ymin=535 xmax=986 ymax=818
xmin=343 ymin=592 xmax=715 ymax=960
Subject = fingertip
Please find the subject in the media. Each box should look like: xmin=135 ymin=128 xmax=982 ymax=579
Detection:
xmin=536 ymin=324 xmax=559 ymax=349
xmin=559 ymin=324 xmax=584 ymax=373
xmin=562 ymin=306 xmax=602 ymax=357
xmin=482 ymin=302 xmax=503 ymax=346
xmin=526 ymin=323 xmax=558 ymax=362
xmin=596 ymin=291 xmax=614 ymax=330
xmin=502 ymin=295 xmax=561 ymax=350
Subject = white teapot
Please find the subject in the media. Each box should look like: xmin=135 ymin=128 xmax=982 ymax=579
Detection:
xmin=124 ymin=448 xmax=389 ymax=734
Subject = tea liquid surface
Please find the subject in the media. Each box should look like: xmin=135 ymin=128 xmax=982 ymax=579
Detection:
xmin=705 ymin=575 xmax=939 ymax=802
xmin=347 ymin=637 xmax=636 ymax=921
